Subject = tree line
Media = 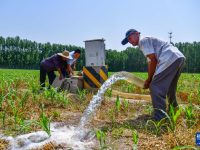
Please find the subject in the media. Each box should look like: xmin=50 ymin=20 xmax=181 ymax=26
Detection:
xmin=0 ymin=36 xmax=200 ymax=73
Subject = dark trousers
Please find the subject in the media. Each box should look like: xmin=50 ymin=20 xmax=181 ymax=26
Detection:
xmin=40 ymin=65 xmax=56 ymax=88
xmin=61 ymin=68 xmax=70 ymax=78
xmin=149 ymin=57 xmax=185 ymax=120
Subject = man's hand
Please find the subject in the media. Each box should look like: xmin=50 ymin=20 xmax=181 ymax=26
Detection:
xmin=72 ymin=73 xmax=76 ymax=76
xmin=73 ymin=67 xmax=76 ymax=71
xmin=143 ymin=78 xmax=152 ymax=89
xmin=59 ymin=74 xmax=63 ymax=80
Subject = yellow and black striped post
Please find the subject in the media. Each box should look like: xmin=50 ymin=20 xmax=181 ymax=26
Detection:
xmin=83 ymin=66 xmax=108 ymax=91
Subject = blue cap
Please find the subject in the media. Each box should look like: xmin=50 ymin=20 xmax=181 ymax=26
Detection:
xmin=121 ymin=29 xmax=140 ymax=45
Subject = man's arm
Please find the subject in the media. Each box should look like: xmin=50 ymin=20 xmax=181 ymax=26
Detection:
xmin=57 ymin=68 xmax=63 ymax=80
xmin=73 ymin=60 xmax=76 ymax=71
xmin=67 ymin=64 xmax=76 ymax=76
xmin=143 ymin=53 xmax=157 ymax=89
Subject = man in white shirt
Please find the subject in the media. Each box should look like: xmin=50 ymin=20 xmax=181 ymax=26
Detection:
xmin=61 ymin=49 xmax=81 ymax=77
xmin=121 ymin=29 xmax=185 ymax=121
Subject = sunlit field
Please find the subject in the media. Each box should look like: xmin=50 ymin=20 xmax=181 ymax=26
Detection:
xmin=0 ymin=69 xmax=199 ymax=149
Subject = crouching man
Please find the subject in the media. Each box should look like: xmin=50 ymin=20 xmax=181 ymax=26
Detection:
xmin=40 ymin=50 xmax=72 ymax=88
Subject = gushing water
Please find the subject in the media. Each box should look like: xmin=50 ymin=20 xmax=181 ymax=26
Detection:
xmin=74 ymin=71 xmax=144 ymax=140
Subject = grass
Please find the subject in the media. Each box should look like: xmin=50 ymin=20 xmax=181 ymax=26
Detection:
xmin=0 ymin=69 xmax=199 ymax=149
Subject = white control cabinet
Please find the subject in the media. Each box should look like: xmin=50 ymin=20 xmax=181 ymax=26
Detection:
xmin=84 ymin=39 xmax=106 ymax=66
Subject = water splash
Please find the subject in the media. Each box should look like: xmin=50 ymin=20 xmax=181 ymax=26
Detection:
xmin=1 ymin=123 xmax=95 ymax=150
xmin=74 ymin=71 xmax=144 ymax=140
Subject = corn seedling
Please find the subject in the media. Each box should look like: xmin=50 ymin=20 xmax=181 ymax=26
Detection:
xmin=53 ymin=110 xmax=61 ymax=118
xmin=159 ymin=105 xmax=183 ymax=131
xmin=21 ymin=90 xmax=29 ymax=112
xmin=112 ymin=127 xmax=125 ymax=138
xmin=0 ymin=106 xmax=9 ymax=127
xmin=89 ymin=129 xmax=111 ymax=149
xmin=128 ymin=127 xmax=138 ymax=150
xmin=43 ymin=88 xmax=50 ymax=101
xmin=141 ymin=89 xmax=146 ymax=95
xmin=106 ymin=89 xmax=112 ymax=98
xmin=16 ymin=116 xmax=33 ymax=135
xmin=115 ymin=94 xmax=121 ymax=113
xmin=49 ymin=87 xmax=57 ymax=103
xmin=29 ymin=81 xmax=40 ymax=94
xmin=8 ymin=96 xmax=24 ymax=130
xmin=8 ymin=86 xmax=18 ymax=98
xmin=127 ymin=86 xmax=130 ymax=93
xmin=110 ymin=116 xmax=115 ymax=127
xmin=123 ymin=98 xmax=129 ymax=112
xmin=183 ymin=96 xmax=196 ymax=125
xmin=35 ymin=104 xmax=53 ymax=137
xmin=0 ymin=84 xmax=8 ymax=109
xmin=76 ymin=86 xmax=87 ymax=99
xmin=142 ymin=105 xmax=154 ymax=114
xmin=145 ymin=118 xmax=167 ymax=135
xmin=59 ymin=91 xmax=69 ymax=107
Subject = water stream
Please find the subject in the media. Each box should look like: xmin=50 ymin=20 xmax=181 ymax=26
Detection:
xmin=74 ymin=71 xmax=144 ymax=140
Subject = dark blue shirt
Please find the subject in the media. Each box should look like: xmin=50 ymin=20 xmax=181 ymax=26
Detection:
xmin=41 ymin=54 xmax=68 ymax=72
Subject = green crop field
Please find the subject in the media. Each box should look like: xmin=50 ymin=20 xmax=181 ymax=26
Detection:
xmin=0 ymin=69 xmax=199 ymax=149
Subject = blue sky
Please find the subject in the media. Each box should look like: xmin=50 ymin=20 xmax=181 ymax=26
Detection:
xmin=0 ymin=0 xmax=199 ymax=51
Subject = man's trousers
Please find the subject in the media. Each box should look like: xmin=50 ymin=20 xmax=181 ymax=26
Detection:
xmin=149 ymin=57 xmax=185 ymax=120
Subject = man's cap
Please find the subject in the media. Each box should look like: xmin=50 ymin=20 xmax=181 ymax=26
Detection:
xmin=121 ymin=29 xmax=140 ymax=45
xmin=57 ymin=50 xmax=73 ymax=59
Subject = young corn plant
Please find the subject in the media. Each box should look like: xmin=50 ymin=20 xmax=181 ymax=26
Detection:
xmin=106 ymin=89 xmax=112 ymax=98
xmin=110 ymin=116 xmax=115 ymax=127
xmin=89 ymin=129 xmax=111 ymax=149
xmin=55 ymin=92 xmax=62 ymax=104
xmin=53 ymin=110 xmax=61 ymax=118
xmin=16 ymin=116 xmax=33 ymax=135
xmin=127 ymin=86 xmax=130 ymax=93
xmin=160 ymin=105 xmax=183 ymax=131
xmin=145 ymin=118 xmax=167 ymax=135
xmin=35 ymin=104 xmax=53 ymax=137
xmin=142 ymin=105 xmax=154 ymax=114
xmin=29 ymin=80 xmax=40 ymax=94
xmin=112 ymin=127 xmax=125 ymax=138
xmin=0 ymin=106 xmax=9 ymax=128
xmin=7 ymin=96 xmax=27 ymax=130
xmin=123 ymin=98 xmax=129 ymax=112
xmin=43 ymin=88 xmax=50 ymax=101
xmin=8 ymin=86 xmax=18 ymax=98
xmin=31 ymin=92 xmax=37 ymax=103
xmin=59 ymin=90 xmax=69 ymax=107
xmin=115 ymin=95 xmax=121 ymax=113
xmin=183 ymin=94 xmax=196 ymax=125
xmin=0 ymin=84 xmax=8 ymax=109
xmin=141 ymin=89 xmax=146 ymax=95
xmin=128 ymin=127 xmax=138 ymax=150
xmin=21 ymin=90 xmax=29 ymax=112
xmin=76 ymin=87 xmax=87 ymax=99
xmin=49 ymin=87 xmax=57 ymax=103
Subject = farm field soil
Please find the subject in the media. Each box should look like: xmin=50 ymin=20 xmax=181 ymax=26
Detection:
xmin=0 ymin=69 xmax=199 ymax=150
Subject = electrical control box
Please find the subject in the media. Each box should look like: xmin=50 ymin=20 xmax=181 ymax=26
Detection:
xmin=84 ymin=39 xmax=106 ymax=66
